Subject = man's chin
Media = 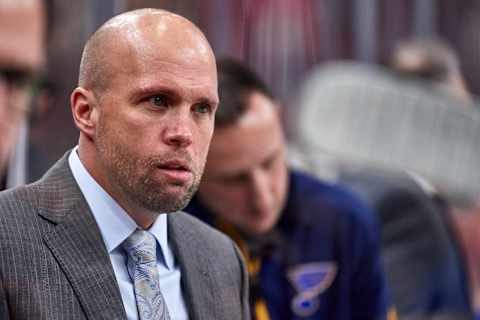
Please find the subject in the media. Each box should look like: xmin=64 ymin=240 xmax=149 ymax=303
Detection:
xmin=243 ymin=221 xmax=276 ymax=236
xmin=153 ymin=190 xmax=195 ymax=212
xmin=142 ymin=199 xmax=189 ymax=214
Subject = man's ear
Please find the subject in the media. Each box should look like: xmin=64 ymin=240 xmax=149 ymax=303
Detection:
xmin=70 ymin=87 xmax=99 ymax=140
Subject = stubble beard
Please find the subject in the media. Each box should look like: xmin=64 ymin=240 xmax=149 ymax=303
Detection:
xmin=96 ymin=124 xmax=203 ymax=214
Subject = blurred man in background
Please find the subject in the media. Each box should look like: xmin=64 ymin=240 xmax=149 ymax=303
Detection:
xmin=390 ymin=38 xmax=473 ymax=107
xmin=392 ymin=38 xmax=480 ymax=317
xmin=0 ymin=0 xmax=50 ymax=190
xmin=186 ymin=58 xmax=390 ymax=320
xmin=290 ymin=58 xmax=475 ymax=319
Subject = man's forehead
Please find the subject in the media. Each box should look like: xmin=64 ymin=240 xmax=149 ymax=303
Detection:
xmin=0 ymin=0 xmax=45 ymax=70
xmin=205 ymin=144 xmax=285 ymax=183
xmin=109 ymin=47 xmax=218 ymax=97
xmin=207 ymin=122 xmax=284 ymax=176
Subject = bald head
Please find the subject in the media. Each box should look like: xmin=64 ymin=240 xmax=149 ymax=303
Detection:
xmin=78 ymin=8 xmax=214 ymax=94
xmin=71 ymin=8 xmax=219 ymax=225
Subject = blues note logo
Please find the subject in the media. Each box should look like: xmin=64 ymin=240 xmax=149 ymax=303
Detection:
xmin=287 ymin=262 xmax=337 ymax=317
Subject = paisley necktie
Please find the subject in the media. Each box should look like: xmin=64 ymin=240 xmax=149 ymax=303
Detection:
xmin=123 ymin=229 xmax=171 ymax=320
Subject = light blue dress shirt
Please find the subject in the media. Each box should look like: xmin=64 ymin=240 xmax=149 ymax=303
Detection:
xmin=68 ymin=147 xmax=189 ymax=320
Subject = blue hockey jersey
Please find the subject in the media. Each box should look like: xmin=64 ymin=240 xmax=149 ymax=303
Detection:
xmin=186 ymin=169 xmax=390 ymax=320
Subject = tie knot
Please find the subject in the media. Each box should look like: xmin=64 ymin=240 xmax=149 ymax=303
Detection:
xmin=122 ymin=229 xmax=157 ymax=264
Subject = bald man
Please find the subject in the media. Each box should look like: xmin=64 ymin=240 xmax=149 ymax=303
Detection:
xmin=0 ymin=9 xmax=249 ymax=320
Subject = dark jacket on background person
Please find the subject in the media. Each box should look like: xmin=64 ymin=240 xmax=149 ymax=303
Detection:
xmin=187 ymin=169 xmax=389 ymax=320
xmin=339 ymin=166 xmax=474 ymax=320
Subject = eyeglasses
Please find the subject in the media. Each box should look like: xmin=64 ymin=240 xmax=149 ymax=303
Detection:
xmin=0 ymin=67 xmax=54 ymax=120
xmin=0 ymin=68 xmax=44 ymax=93
xmin=0 ymin=67 xmax=54 ymax=101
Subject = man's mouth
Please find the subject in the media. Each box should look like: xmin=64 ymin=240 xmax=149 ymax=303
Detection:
xmin=156 ymin=159 xmax=193 ymax=183
xmin=158 ymin=159 xmax=191 ymax=171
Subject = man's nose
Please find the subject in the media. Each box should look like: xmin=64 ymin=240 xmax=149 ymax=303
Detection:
xmin=163 ymin=110 xmax=193 ymax=148
xmin=250 ymin=168 xmax=274 ymax=213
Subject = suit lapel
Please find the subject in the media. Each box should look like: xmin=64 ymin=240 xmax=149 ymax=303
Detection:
xmin=37 ymin=152 xmax=127 ymax=320
xmin=168 ymin=213 xmax=219 ymax=320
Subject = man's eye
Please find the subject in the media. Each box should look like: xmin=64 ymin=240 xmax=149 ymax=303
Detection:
xmin=149 ymin=95 xmax=168 ymax=107
xmin=193 ymin=103 xmax=211 ymax=114
xmin=220 ymin=174 xmax=249 ymax=185
xmin=262 ymin=156 xmax=276 ymax=170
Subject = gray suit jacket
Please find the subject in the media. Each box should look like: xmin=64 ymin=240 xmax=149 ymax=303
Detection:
xmin=0 ymin=152 xmax=250 ymax=320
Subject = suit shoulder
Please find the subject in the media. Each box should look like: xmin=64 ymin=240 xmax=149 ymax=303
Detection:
xmin=0 ymin=183 xmax=41 ymax=239
xmin=0 ymin=183 xmax=40 ymax=213
xmin=171 ymin=211 xmax=235 ymax=249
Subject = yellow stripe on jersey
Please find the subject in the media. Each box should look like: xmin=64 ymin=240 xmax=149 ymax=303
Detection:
xmin=388 ymin=308 xmax=398 ymax=320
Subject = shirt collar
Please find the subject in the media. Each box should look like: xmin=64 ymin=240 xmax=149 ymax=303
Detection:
xmin=68 ymin=147 xmax=173 ymax=269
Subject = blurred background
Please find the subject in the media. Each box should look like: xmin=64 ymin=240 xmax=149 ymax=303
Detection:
xmin=39 ymin=0 xmax=480 ymax=164
xmin=12 ymin=0 xmax=480 ymax=317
